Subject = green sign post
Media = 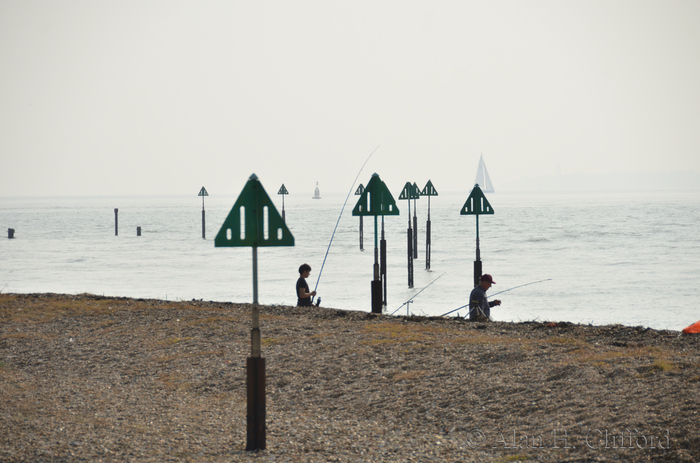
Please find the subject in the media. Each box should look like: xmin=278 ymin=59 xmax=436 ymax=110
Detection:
xmin=412 ymin=182 xmax=420 ymax=259
xmin=460 ymin=183 xmax=494 ymax=287
xmin=398 ymin=182 xmax=420 ymax=288
xmin=215 ymin=174 xmax=294 ymax=451
xmin=198 ymin=186 xmax=209 ymax=239
xmin=277 ymin=184 xmax=289 ymax=222
xmin=420 ymin=180 xmax=438 ymax=269
xmin=354 ymin=184 xmax=365 ymax=250
xmin=352 ymin=173 xmax=399 ymax=313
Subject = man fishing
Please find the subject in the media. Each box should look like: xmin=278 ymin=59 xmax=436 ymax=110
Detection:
xmin=296 ymin=263 xmax=317 ymax=307
xmin=469 ymin=274 xmax=501 ymax=321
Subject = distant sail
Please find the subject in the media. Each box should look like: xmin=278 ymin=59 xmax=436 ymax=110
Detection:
xmin=475 ymin=154 xmax=494 ymax=193
xmin=312 ymin=182 xmax=321 ymax=199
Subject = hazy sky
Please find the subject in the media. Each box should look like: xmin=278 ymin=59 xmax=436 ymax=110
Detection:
xmin=1 ymin=1 xmax=699 ymax=197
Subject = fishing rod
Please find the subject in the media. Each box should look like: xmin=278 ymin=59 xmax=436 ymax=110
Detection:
xmin=312 ymin=145 xmax=380 ymax=302
xmin=439 ymin=278 xmax=552 ymax=317
xmin=391 ymin=272 xmax=446 ymax=316
xmin=489 ymin=278 xmax=552 ymax=298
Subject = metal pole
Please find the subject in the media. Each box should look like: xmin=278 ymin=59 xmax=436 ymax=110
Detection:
xmin=371 ymin=215 xmax=382 ymax=313
xmin=413 ymin=197 xmax=418 ymax=259
xmin=407 ymin=197 xmax=413 ymax=288
xmin=474 ymin=215 xmax=482 ymax=287
xmin=359 ymin=216 xmax=364 ymax=251
xmin=114 ymin=208 xmax=118 ymax=236
xmin=246 ymin=245 xmax=266 ymax=450
xmin=425 ymin=195 xmax=431 ymax=270
xmin=380 ymin=215 xmax=387 ymax=306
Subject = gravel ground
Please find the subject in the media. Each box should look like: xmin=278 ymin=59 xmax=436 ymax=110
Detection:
xmin=1 ymin=293 xmax=699 ymax=462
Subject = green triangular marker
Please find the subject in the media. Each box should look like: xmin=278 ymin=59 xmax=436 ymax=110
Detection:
xmin=398 ymin=182 xmax=420 ymax=200
xmin=277 ymin=184 xmax=289 ymax=195
xmin=215 ymin=174 xmax=295 ymax=247
xmin=460 ymin=184 xmax=494 ymax=215
xmin=420 ymin=180 xmax=438 ymax=196
xmin=352 ymin=173 xmax=399 ymax=217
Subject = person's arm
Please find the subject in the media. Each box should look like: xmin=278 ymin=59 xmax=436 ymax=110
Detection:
xmin=298 ymin=284 xmax=316 ymax=299
xmin=489 ymin=299 xmax=501 ymax=307
xmin=298 ymin=288 xmax=316 ymax=298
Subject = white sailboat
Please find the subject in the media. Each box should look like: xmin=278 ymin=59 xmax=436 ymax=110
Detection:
xmin=474 ymin=154 xmax=494 ymax=193
xmin=312 ymin=182 xmax=321 ymax=199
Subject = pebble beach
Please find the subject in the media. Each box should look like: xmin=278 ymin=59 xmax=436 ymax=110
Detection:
xmin=2 ymin=293 xmax=699 ymax=462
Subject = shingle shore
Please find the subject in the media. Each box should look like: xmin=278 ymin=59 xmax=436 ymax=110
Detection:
xmin=1 ymin=293 xmax=699 ymax=462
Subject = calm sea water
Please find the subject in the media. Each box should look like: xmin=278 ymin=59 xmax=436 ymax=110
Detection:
xmin=1 ymin=189 xmax=698 ymax=331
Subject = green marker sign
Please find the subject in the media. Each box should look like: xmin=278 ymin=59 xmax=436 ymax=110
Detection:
xmin=461 ymin=183 xmax=494 ymax=288
xmin=352 ymin=173 xmax=399 ymax=217
xmin=352 ymin=173 xmax=399 ymax=313
xmin=216 ymin=175 xmax=294 ymax=248
xmin=420 ymin=180 xmax=438 ymax=269
xmin=461 ymin=184 xmax=494 ymax=215
xmin=215 ymin=173 xmax=294 ymax=452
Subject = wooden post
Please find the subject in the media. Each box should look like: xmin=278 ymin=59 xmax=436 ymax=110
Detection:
xmin=114 ymin=208 xmax=118 ymax=236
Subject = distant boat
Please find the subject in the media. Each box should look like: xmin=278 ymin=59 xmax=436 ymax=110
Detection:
xmin=312 ymin=182 xmax=321 ymax=199
xmin=474 ymin=154 xmax=494 ymax=193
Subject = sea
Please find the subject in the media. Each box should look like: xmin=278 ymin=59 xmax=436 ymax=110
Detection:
xmin=1 ymin=188 xmax=699 ymax=332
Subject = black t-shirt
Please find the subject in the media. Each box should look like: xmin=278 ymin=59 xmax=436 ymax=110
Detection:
xmin=296 ymin=277 xmax=311 ymax=306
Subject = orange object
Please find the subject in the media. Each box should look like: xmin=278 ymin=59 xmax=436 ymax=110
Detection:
xmin=682 ymin=320 xmax=700 ymax=334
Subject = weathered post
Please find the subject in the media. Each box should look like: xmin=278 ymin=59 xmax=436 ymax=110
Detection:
xmin=420 ymin=180 xmax=438 ymax=270
xmin=198 ymin=187 xmax=209 ymax=239
xmin=277 ymin=184 xmax=289 ymax=223
xmin=114 ymin=208 xmax=118 ymax=236
xmin=352 ymin=173 xmax=399 ymax=313
xmin=460 ymin=184 xmax=494 ymax=287
xmin=399 ymin=182 xmax=420 ymax=288
xmin=8 ymin=228 xmax=15 ymax=239
xmin=137 ymin=226 xmax=141 ymax=236
xmin=355 ymin=184 xmax=365 ymax=251
xmin=215 ymin=174 xmax=295 ymax=451
xmin=412 ymin=182 xmax=419 ymax=259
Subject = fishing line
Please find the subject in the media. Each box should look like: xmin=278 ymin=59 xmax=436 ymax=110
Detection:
xmin=312 ymin=145 xmax=380 ymax=300
xmin=391 ymin=272 xmax=446 ymax=316
xmin=439 ymin=278 xmax=552 ymax=317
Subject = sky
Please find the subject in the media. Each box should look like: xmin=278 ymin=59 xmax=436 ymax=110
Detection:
xmin=1 ymin=0 xmax=699 ymax=197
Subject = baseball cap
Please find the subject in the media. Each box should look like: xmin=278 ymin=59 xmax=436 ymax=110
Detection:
xmin=480 ymin=274 xmax=496 ymax=284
